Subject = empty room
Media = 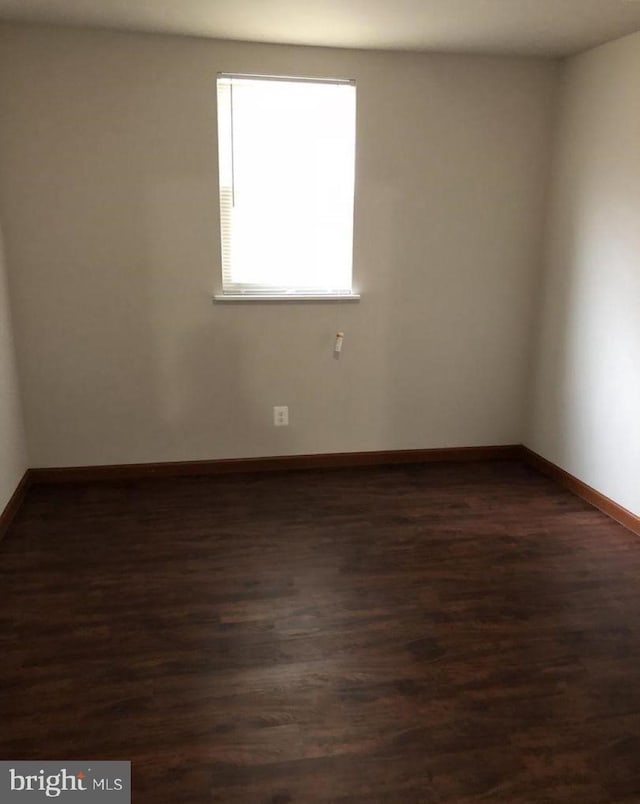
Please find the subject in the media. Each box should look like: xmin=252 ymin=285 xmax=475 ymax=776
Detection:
xmin=1 ymin=0 xmax=640 ymax=801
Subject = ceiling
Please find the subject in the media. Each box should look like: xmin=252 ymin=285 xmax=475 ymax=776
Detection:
xmin=0 ymin=0 xmax=640 ymax=57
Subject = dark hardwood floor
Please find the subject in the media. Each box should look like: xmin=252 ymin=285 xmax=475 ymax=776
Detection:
xmin=2 ymin=460 xmax=640 ymax=803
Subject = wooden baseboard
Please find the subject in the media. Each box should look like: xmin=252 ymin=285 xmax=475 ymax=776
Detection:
xmin=0 ymin=470 xmax=31 ymax=541
xmin=522 ymin=447 xmax=640 ymax=536
xmin=10 ymin=446 xmax=640 ymax=539
xmin=29 ymin=444 xmax=523 ymax=485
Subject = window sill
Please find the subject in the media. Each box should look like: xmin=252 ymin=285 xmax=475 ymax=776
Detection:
xmin=213 ymin=292 xmax=361 ymax=303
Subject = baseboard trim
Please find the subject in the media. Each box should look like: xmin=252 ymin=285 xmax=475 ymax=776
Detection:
xmin=9 ymin=447 xmax=640 ymax=539
xmin=0 ymin=470 xmax=31 ymax=541
xmin=29 ymin=444 xmax=523 ymax=485
xmin=522 ymin=447 xmax=640 ymax=537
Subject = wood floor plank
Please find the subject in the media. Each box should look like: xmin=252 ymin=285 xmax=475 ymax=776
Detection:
xmin=2 ymin=460 xmax=640 ymax=802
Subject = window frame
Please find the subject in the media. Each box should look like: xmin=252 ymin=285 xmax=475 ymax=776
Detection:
xmin=213 ymin=72 xmax=360 ymax=303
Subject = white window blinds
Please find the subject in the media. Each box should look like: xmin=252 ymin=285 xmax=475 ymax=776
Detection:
xmin=216 ymin=74 xmax=357 ymax=297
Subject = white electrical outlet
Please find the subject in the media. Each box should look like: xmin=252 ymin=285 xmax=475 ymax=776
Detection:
xmin=273 ymin=406 xmax=289 ymax=426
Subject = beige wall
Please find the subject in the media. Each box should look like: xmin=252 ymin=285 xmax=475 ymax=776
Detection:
xmin=0 ymin=24 xmax=557 ymax=467
xmin=0 ymin=223 xmax=28 ymax=509
xmin=527 ymin=31 xmax=640 ymax=516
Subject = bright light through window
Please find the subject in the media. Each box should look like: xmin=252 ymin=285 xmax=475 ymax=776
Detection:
xmin=216 ymin=74 xmax=357 ymax=297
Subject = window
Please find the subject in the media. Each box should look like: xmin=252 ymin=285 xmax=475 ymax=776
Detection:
xmin=215 ymin=74 xmax=358 ymax=300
